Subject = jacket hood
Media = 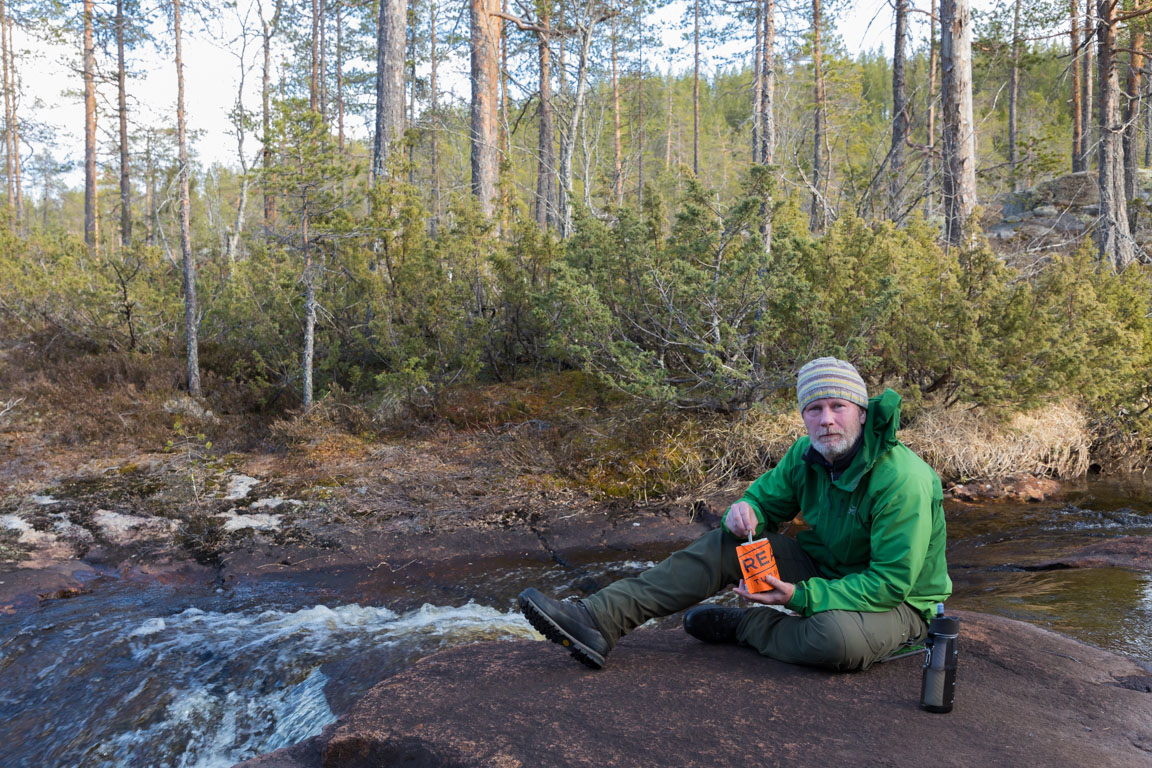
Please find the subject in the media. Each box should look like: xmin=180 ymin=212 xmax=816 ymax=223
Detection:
xmin=834 ymin=388 xmax=901 ymax=491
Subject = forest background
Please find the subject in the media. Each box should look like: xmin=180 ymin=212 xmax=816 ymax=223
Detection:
xmin=1 ymin=0 xmax=1152 ymax=502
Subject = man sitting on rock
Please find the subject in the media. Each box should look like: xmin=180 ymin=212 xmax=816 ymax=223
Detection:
xmin=519 ymin=357 xmax=952 ymax=672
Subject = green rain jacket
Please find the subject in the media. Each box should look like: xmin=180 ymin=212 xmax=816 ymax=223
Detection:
xmin=726 ymin=389 xmax=951 ymax=622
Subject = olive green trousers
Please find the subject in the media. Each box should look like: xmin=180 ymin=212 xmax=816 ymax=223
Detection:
xmin=581 ymin=527 xmax=927 ymax=671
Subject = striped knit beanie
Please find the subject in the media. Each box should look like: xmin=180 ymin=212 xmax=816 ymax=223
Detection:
xmin=796 ymin=357 xmax=868 ymax=411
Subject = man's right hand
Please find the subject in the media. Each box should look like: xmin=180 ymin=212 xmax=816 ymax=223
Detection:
xmin=724 ymin=501 xmax=759 ymax=538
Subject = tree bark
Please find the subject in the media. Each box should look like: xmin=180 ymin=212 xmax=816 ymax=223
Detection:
xmin=693 ymin=0 xmax=700 ymax=176
xmin=940 ymin=0 xmax=977 ymax=247
xmin=430 ymin=0 xmax=441 ymax=230
xmin=760 ymin=0 xmax=775 ymax=253
xmin=1008 ymin=0 xmax=1021 ymax=190
xmin=926 ymin=0 xmax=938 ymax=215
xmin=373 ymin=0 xmax=406 ymax=183
xmin=534 ymin=4 xmax=556 ymax=229
xmin=1095 ymin=0 xmax=1135 ymax=270
xmin=260 ymin=0 xmax=280 ymax=229
xmin=810 ymin=0 xmax=826 ymax=232
xmin=84 ymin=0 xmax=98 ymax=253
xmin=470 ymin=0 xmax=500 ymax=216
xmin=310 ymin=0 xmax=320 ymax=112
xmin=6 ymin=8 xmax=19 ymax=229
xmin=558 ymin=16 xmax=597 ymax=237
xmin=336 ymin=1 xmax=344 ymax=150
xmin=1071 ymin=0 xmax=1084 ymax=172
xmin=753 ymin=1 xmax=762 ymax=163
xmin=890 ymin=0 xmax=909 ymax=218
xmin=1081 ymin=0 xmax=1094 ymax=168
xmin=611 ymin=13 xmax=623 ymax=205
xmin=117 ymin=0 xmax=132 ymax=245
xmin=302 ymin=206 xmax=315 ymax=410
xmin=1 ymin=0 xmax=14 ymax=225
xmin=1123 ymin=21 xmax=1144 ymax=207
xmin=174 ymin=0 xmax=200 ymax=396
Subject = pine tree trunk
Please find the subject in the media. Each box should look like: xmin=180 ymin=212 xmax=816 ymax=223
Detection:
xmin=941 ymin=0 xmax=977 ymax=247
xmin=261 ymin=0 xmax=280 ymax=229
xmin=810 ymin=0 xmax=826 ymax=232
xmin=1 ymin=0 xmax=14 ymax=226
xmin=760 ymin=0 xmax=775 ymax=253
xmin=693 ymin=0 xmax=700 ymax=175
xmin=890 ymin=0 xmax=909 ymax=218
xmin=430 ymin=0 xmax=441 ymax=231
xmin=302 ymin=208 xmax=315 ymax=410
xmin=83 ymin=0 xmax=98 ymax=253
xmin=471 ymin=0 xmax=500 ymax=216
xmin=612 ymin=14 xmax=623 ymax=205
xmin=174 ymin=0 xmax=200 ymax=396
xmin=1071 ymin=0 xmax=1084 ymax=172
xmin=926 ymin=0 xmax=938 ymax=214
xmin=558 ymin=21 xmax=595 ymax=237
xmin=408 ymin=17 xmax=418 ymax=186
xmin=1123 ymin=24 xmax=1144 ymax=207
xmin=1082 ymin=1 xmax=1094 ymax=168
xmin=336 ymin=1 xmax=344 ymax=150
xmin=1008 ymin=0 xmax=1021 ymax=190
xmin=319 ymin=0 xmax=327 ymax=118
xmin=534 ymin=6 xmax=555 ymax=229
xmin=117 ymin=0 xmax=132 ymax=245
xmin=1095 ymin=0 xmax=1135 ymax=270
xmin=753 ymin=1 xmax=763 ymax=163
xmin=6 ymin=11 xmax=19 ymax=229
xmin=373 ymin=0 xmax=406 ymax=182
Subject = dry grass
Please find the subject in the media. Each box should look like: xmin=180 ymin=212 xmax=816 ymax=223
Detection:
xmin=901 ymin=400 xmax=1092 ymax=481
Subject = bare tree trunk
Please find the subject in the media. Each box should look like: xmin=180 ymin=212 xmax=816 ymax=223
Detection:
xmin=260 ymin=0 xmax=280 ymax=229
xmin=611 ymin=13 xmax=623 ymax=205
xmin=810 ymin=0 xmax=826 ymax=232
xmin=145 ymin=133 xmax=154 ymax=244
xmin=373 ymin=0 xmax=406 ymax=182
xmin=1008 ymin=0 xmax=1021 ymax=190
xmin=408 ymin=15 xmax=418 ymax=185
xmin=430 ymin=0 xmax=441 ymax=231
xmin=174 ymin=0 xmax=200 ymax=396
xmin=1145 ymin=75 xmax=1152 ymax=167
xmin=336 ymin=1 xmax=344 ymax=150
xmin=470 ymin=0 xmax=500 ymax=216
xmin=1 ymin=0 xmax=14 ymax=225
xmin=310 ymin=0 xmax=320 ymax=112
xmin=890 ymin=0 xmax=909 ymax=218
xmin=760 ymin=0 xmax=775 ymax=253
xmin=941 ymin=0 xmax=977 ymax=247
xmin=534 ymin=6 xmax=556 ymax=228
xmin=636 ymin=2 xmax=644 ymax=206
xmin=753 ymin=0 xmax=762 ymax=163
xmin=6 ymin=9 xmax=19 ymax=229
xmin=692 ymin=0 xmax=700 ymax=176
xmin=302 ymin=207 xmax=315 ymax=409
xmin=117 ymin=0 xmax=132 ymax=245
xmin=1071 ymin=0 xmax=1084 ymax=172
xmin=319 ymin=0 xmax=327 ymax=118
xmin=84 ymin=0 xmax=98 ymax=253
xmin=558 ymin=19 xmax=596 ymax=237
xmin=1095 ymin=0 xmax=1135 ymax=270
xmin=226 ymin=23 xmax=253 ymax=270
xmin=1082 ymin=0 xmax=1095 ymax=168
xmin=665 ymin=71 xmax=673 ymax=170
xmin=926 ymin=0 xmax=938 ymax=215
xmin=1123 ymin=21 xmax=1144 ymax=208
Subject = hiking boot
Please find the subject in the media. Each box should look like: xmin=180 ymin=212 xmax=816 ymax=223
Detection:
xmin=518 ymin=588 xmax=611 ymax=670
xmin=683 ymin=605 xmax=746 ymax=644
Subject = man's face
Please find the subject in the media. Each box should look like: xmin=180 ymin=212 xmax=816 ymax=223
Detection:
xmin=802 ymin=397 xmax=867 ymax=461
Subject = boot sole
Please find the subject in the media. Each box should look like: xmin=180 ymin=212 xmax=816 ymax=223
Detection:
xmin=518 ymin=592 xmax=606 ymax=670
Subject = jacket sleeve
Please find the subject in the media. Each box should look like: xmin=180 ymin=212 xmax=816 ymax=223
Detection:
xmin=785 ymin=470 xmax=934 ymax=615
xmin=721 ymin=440 xmax=804 ymax=538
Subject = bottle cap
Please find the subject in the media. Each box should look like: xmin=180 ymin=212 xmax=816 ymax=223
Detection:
xmin=930 ymin=615 xmax=960 ymax=635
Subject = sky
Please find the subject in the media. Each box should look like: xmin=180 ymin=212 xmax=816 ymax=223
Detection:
xmin=18 ymin=0 xmax=963 ymax=190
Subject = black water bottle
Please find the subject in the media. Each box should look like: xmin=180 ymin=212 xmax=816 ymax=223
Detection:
xmin=920 ymin=603 xmax=959 ymax=713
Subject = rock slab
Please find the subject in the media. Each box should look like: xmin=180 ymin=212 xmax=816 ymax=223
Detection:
xmin=238 ymin=610 xmax=1152 ymax=768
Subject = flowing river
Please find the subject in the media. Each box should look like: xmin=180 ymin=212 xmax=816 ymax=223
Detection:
xmin=2 ymin=478 xmax=1150 ymax=767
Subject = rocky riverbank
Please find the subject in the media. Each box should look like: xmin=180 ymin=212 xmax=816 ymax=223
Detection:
xmin=238 ymin=611 xmax=1152 ymax=768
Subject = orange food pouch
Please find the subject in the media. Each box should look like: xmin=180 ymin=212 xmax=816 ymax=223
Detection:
xmin=737 ymin=537 xmax=780 ymax=593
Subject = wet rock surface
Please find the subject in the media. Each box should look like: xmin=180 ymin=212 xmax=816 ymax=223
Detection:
xmin=945 ymin=475 xmax=1062 ymax=503
xmin=236 ymin=611 xmax=1152 ymax=768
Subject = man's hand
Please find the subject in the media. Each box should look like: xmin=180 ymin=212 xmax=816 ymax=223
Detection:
xmin=724 ymin=501 xmax=759 ymax=538
xmin=733 ymin=575 xmax=794 ymax=606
